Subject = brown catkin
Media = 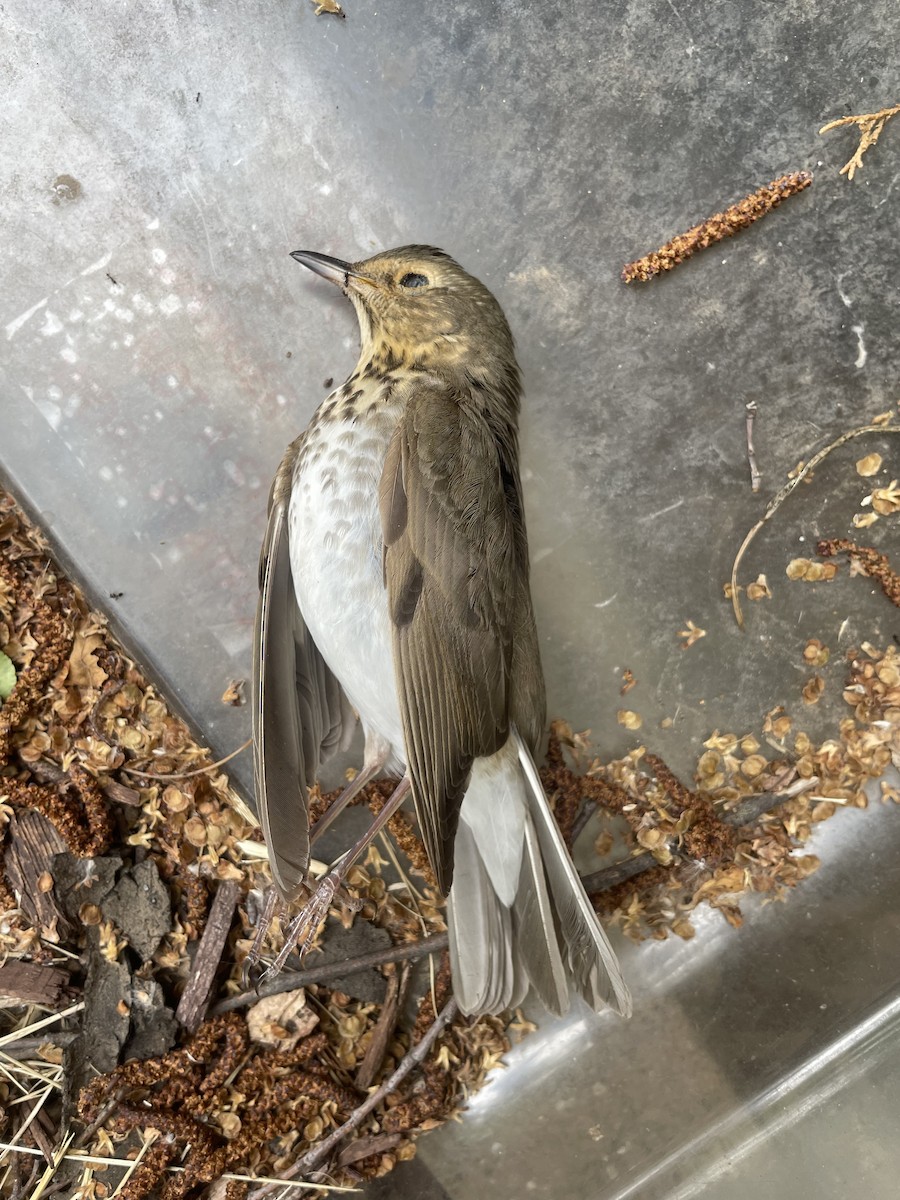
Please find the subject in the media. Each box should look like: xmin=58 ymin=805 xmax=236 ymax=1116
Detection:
xmin=622 ymin=171 xmax=813 ymax=283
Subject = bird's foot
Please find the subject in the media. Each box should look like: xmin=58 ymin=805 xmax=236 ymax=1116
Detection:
xmin=259 ymin=863 xmax=359 ymax=983
xmin=240 ymin=885 xmax=285 ymax=991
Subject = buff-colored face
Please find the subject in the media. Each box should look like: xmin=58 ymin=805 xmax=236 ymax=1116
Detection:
xmin=291 ymin=244 xmax=516 ymax=369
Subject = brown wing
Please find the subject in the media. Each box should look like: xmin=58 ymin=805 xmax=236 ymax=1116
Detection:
xmin=379 ymin=375 xmax=544 ymax=894
xmin=252 ymin=441 xmax=355 ymax=901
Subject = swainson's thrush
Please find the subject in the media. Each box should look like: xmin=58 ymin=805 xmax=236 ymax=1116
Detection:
xmin=253 ymin=245 xmax=630 ymax=1017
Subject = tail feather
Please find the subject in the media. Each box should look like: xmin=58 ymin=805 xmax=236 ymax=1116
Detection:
xmin=446 ymin=732 xmax=631 ymax=1019
xmin=511 ymin=808 xmax=569 ymax=1016
xmin=514 ymin=729 xmax=632 ymax=1018
xmin=448 ymin=821 xmax=522 ymax=1015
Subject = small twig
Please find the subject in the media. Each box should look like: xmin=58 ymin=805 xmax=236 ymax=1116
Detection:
xmin=337 ymin=1133 xmax=402 ymax=1169
xmin=622 ymin=171 xmax=812 ymax=283
xmin=355 ymin=962 xmax=411 ymax=1091
xmin=121 ymin=737 xmax=251 ymax=781
xmin=0 ymin=1033 xmax=76 ymax=1062
xmin=213 ymin=931 xmax=449 ymax=1014
xmin=569 ymin=797 xmax=598 ymax=847
xmin=175 ymin=880 xmax=240 ymax=1032
xmin=746 ymin=401 xmax=761 ymax=493
xmin=730 ymin=423 xmax=900 ymax=626
xmin=21 ymin=756 xmax=143 ymax=807
xmin=820 ymin=102 xmax=900 ymax=180
xmin=70 ymin=1087 xmax=123 ymax=1152
xmin=248 ymin=997 xmax=460 ymax=1197
xmin=580 ymin=776 xmax=819 ymax=894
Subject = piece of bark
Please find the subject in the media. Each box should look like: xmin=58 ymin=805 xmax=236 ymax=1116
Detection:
xmin=355 ymin=962 xmax=411 ymax=1091
xmin=4 ymin=809 xmax=73 ymax=938
xmin=175 ymin=879 xmax=240 ymax=1033
xmin=51 ymin=853 xmax=122 ymax=920
xmin=102 ymin=859 xmax=171 ymax=961
xmin=337 ymin=1132 xmax=403 ymax=1168
xmin=125 ymin=978 xmax=177 ymax=1060
xmin=63 ymin=940 xmax=131 ymax=1126
xmin=0 ymin=960 xmax=73 ymax=1008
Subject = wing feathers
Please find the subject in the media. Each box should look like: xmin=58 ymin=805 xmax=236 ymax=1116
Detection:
xmin=380 ymin=378 xmax=539 ymax=893
xmin=253 ymin=445 xmax=354 ymax=903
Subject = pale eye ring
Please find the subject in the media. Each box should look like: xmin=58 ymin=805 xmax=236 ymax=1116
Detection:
xmin=399 ymin=272 xmax=429 ymax=288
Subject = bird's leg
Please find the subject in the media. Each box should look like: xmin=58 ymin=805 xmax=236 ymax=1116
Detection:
xmin=262 ymin=775 xmax=412 ymax=979
xmin=241 ymin=886 xmax=286 ymax=989
xmin=310 ymin=756 xmax=387 ymax=846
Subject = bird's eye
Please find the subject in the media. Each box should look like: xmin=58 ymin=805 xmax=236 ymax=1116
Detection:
xmin=399 ymin=272 xmax=429 ymax=289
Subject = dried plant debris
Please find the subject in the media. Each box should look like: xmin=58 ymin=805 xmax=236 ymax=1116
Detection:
xmin=621 ymin=171 xmax=812 ymax=283
xmin=817 ymin=539 xmax=900 ymax=608
xmin=2 ymin=482 xmax=899 ymax=1195
xmin=312 ymin=0 xmax=345 ymax=16
xmin=588 ymin=643 xmax=900 ymax=941
xmin=730 ymin=419 xmax=900 ymax=627
xmin=820 ymin=102 xmax=900 ymax=180
xmin=0 ymin=489 xmax=500 ymax=1197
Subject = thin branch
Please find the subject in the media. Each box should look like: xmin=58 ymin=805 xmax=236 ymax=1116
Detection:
xmin=745 ymin=401 xmax=761 ymax=493
xmin=730 ymin=423 xmax=900 ymax=626
xmin=121 ymin=738 xmax=251 ymax=781
xmin=213 ymin=931 xmax=450 ymax=1015
xmin=355 ymin=962 xmax=411 ymax=1091
xmin=580 ymin=776 xmax=819 ymax=894
xmin=248 ymin=997 xmax=460 ymax=1198
xmin=820 ymin=102 xmax=900 ymax=180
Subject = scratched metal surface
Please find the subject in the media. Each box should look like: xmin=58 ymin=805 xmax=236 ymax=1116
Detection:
xmin=3 ymin=1 xmax=900 ymax=1196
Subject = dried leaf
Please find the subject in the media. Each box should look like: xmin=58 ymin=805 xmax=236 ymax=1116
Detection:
xmin=678 ymin=620 xmax=706 ymax=648
xmin=617 ymin=710 xmax=643 ymax=730
xmin=802 ymin=675 xmax=825 ymax=705
xmin=872 ymin=480 xmax=900 ymax=515
xmin=67 ymin=632 xmax=109 ymax=688
xmin=856 ymin=453 xmax=883 ymax=477
xmin=247 ymin=988 xmax=319 ymax=1049
xmin=746 ymin=574 xmax=772 ymax=601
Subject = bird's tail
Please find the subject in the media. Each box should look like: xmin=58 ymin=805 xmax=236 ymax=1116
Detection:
xmin=446 ymin=729 xmax=632 ymax=1018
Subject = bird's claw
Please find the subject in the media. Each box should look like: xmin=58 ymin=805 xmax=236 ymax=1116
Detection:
xmin=259 ymin=868 xmax=344 ymax=982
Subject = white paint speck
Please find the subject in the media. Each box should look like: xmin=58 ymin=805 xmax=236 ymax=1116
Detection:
xmin=167 ymin=375 xmax=178 ymax=388
xmin=319 ymin=183 xmax=333 ymax=196
xmin=99 ymin=466 xmax=114 ymax=482
xmin=60 ymin=346 xmax=78 ymax=363
xmin=852 ymin=324 xmax=867 ymax=368
xmin=147 ymin=217 xmax=160 ymax=230
xmin=68 ymin=309 xmax=84 ymax=322
xmin=152 ymin=248 xmax=168 ymax=265
xmin=159 ymin=294 xmax=182 ymax=316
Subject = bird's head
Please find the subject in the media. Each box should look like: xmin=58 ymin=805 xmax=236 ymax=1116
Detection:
xmin=290 ymin=244 xmax=517 ymax=381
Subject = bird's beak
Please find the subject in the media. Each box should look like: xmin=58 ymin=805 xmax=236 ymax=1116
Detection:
xmin=290 ymin=250 xmax=374 ymax=291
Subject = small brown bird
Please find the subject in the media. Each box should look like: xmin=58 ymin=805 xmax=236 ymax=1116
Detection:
xmin=253 ymin=245 xmax=630 ymax=1017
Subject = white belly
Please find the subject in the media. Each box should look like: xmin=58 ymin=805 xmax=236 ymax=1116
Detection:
xmin=288 ymin=410 xmax=406 ymax=769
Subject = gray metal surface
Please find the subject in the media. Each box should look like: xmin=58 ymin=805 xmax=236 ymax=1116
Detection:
xmin=3 ymin=1 xmax=899 ymax=1196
